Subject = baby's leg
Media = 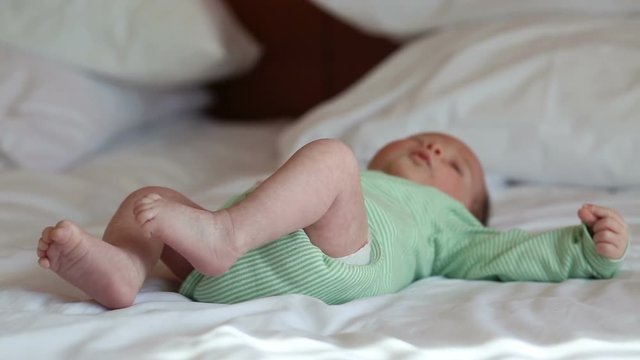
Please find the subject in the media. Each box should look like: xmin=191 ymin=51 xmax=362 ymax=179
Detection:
xmin=228 ymin=138 xmax=369 ymax=257
xmin=101 ymin=186 xmax=202 ymax=280
xmin=37 ymin=186 xmax=199 ymax=309
xmin=37 ymin=220 xmax=142 ymax=309
xmin=136 ymin=139 xmax=369 ymax=272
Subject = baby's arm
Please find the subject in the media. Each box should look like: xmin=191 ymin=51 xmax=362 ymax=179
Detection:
xmin=432 ymin=204 xmax=630 ymax=282
xmin=578 ymin=204 xmax=629 ymax=260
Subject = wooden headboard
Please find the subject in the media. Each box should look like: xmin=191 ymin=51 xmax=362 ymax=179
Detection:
xmin=211 ymin=0 xmax=399 ymax=119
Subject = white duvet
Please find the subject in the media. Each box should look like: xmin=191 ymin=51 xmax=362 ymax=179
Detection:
xmin=1 ymin=115 xmax=639 ymax=359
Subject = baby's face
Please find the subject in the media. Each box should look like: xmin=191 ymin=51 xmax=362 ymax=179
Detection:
xmin=367 ymin=133 xmax=485 ymax=210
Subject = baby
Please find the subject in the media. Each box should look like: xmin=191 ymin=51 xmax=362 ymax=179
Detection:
xmin=36 ymin=133 xmax=629 ymax=309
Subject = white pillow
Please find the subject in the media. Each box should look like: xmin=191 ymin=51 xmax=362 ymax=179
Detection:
xmin=0 ymin=0 xmax=260 ymax=87
xmin=311 ymin=0 xmax=640 ymax=40
xmin=280 ymin=16 xmax=640 ymax=187
xmin=0 ymin=48 xmax=208 ymax=171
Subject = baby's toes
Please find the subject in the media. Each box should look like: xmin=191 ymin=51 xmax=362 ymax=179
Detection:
xmin=38 ymin=257 xmax=51 ymax=269
xmin=133 ymin=207 xmax=162 ymax=239
xmin=138 ymin=193 xmax=163 ymax=206
xmin=37 ymin=240 xmax=51 ymax=268
xmin=41 ymin=226 xmax=53 ymax=240
xmin=37 ymin=238 xmax=49 ymax=253
xmin=134 ymin=204 xmax=158 ymax=225
xmin=134 ymin=194 xmax=160 ymax=214
xmin=133 ymin=194 xmax=164 ymax=224
xmin=37 ymin=227 xmax=54 ymax=266
xmin=133 ymin=202 xmax=149 ymax=218
xmin=49 ymin=222 xmax=73 ymax=245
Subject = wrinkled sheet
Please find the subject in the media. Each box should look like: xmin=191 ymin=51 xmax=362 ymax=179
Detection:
xmin=1 ymin=116 xmax=639 ymax=359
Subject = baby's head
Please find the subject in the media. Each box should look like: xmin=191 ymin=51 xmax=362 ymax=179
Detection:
xmin=367 ymin=132 xmax=490 ymax=225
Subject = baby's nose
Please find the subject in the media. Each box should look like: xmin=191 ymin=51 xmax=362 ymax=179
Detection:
xmin=426 ymin=143 xmax=442 ymax=156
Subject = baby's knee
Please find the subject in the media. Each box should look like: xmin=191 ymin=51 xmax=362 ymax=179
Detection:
xmin=305 ymin=138 xmax=350 ymax=154
xmin=304 ymin=139 xmax=360 ymax=174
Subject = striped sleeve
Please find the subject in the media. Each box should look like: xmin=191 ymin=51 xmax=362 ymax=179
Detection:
xmin=432 ymin=224 xmax=622 ymax=281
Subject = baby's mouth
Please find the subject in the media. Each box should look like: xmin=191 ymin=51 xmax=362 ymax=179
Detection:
xmin=410 ymin=150 xmax=431 ymax=167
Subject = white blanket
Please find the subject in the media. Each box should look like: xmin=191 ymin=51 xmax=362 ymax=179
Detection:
xmin=1 ymin=115 xmax=639 ymax=359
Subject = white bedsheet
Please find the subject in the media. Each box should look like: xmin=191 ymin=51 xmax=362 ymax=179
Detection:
xmin=1 ymin=115 xmax=639 ymax=359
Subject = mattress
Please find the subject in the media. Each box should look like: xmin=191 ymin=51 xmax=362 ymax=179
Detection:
xmin=1 ymin=114 xmax=639 ymax=359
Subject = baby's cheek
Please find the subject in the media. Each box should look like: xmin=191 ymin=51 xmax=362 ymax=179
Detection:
xmin=378 ymin=141 xmax=406 ymax=156
xmin=369 ymin=142 xmax=406 ymax=168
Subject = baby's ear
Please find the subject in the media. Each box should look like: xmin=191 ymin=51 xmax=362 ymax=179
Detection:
xmin=471 ymin=192 xmax=490 ymax=226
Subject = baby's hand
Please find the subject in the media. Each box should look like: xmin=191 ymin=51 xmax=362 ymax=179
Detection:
xmin=578 ymin=204 xmax=629 ymax=260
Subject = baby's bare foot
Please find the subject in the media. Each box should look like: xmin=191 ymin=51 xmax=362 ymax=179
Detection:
xmin=37 ymin=220 xmax=142 ymax=309
xmin=37 ymin=221 xmax=86 ymax=271
xmin=133 ymin=193 xmax=241 ymax=276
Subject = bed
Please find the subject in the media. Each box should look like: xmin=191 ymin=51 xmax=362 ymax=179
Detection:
xmin=2 ymin=1 xmax=640 ymax=359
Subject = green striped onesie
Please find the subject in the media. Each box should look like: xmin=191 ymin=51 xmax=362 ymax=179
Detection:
xmin=179 ymin=170 xmax=622 ymax=304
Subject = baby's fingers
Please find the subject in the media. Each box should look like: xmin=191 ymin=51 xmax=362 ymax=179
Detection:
xmin=593 ymin=230 xmax=626 ymax=260
xmin=592 ymin=216 xmax=627 ymax=235
xmin=578 ymin=204 xmax=598 ymax=227
xmin=578 ymin=204 xmax=626 ymax=226
xmin=588 ymin=204 xmax=626 ymax=224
